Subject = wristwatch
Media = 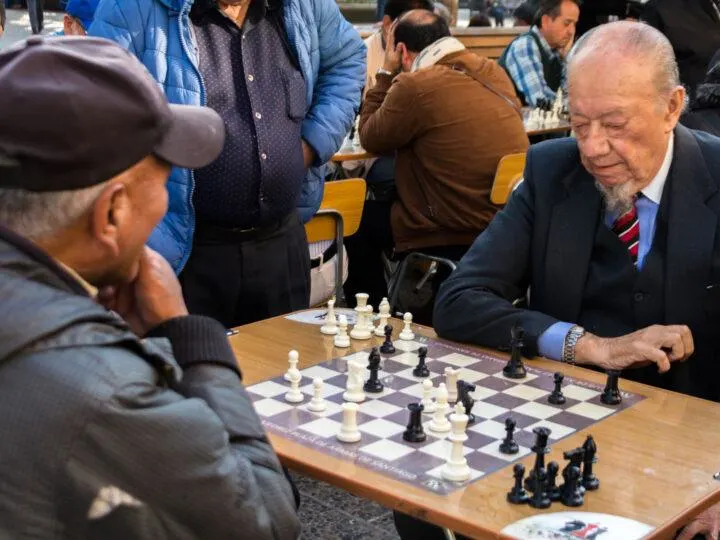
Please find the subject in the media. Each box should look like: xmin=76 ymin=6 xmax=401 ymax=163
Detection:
xmin=376 ymin=67 xmax=395 ymax=78
xmin=562 ymin=325 xmax=586 ymax=364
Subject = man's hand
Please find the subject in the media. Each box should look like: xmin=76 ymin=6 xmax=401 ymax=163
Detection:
xmin=382 ymin=22 xmax=402 ymax=75
xmin=97 ymin=247 xmax=189 ymax=336
xmin=677 ymin=501 xmax=720 ymax=540
xmin=574 ymin=325 xmax=694 ymax=373
xmin=301 ymin=140 xmax=316 ymax=169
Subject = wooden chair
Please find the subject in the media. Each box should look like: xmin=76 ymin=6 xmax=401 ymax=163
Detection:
xmin=490 ymin=152 xmax=527 ymax=205
xmin=304 ymin=178 xmax=367 ymax=304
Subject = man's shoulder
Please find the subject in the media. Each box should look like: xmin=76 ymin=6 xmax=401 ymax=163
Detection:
xmin=525 ymin=137 xmax=583 ymax=188
xmin=689 ymin=127 xmax=720 ymax=177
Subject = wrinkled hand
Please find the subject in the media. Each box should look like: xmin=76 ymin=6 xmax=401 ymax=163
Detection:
xmin=97 ymin=247 xmax=188 ymax=336
xmin=302 ymin=140 xmax=316 ymax=169
xmin=382 ymin=21 xmax=402 ymax=75
xmin=575 ymin=325 xmax=694 ymax=373
xmin=677 ymin=502 xmax=720 ymax=540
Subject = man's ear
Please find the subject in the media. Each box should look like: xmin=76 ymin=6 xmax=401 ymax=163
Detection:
xmin=89 ymin=182 xmax=129 ymax=259
xmin=665 ymin=86 xmax=687 ymax=131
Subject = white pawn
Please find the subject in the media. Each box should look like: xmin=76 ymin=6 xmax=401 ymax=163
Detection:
xmin=445 ymin=367 xmax=459 ymax=402
xmin=307 ymin=377 xmax=327 ymax=412
xmin=343 ymin=360 xmax=366 ymax=403
xmin=365 ymin=304 xmax=376 ymax=334
xmin=336 ymin=402 xmax=362 ymax=443
xmin=441 ymin=402 xmax=471 ymax=482
xmin=334 ymin=315 xmax=351 ymax=348
xmin=284 ymin=350 xmax=299 ymax=381
xmin=420 ymin=378 xmax=437 ymax=414
xmin=284 ymin=368 xmax=304 ymax=403
xmin=374 ymin=298 xmax=391 ymax=337
xmin=399 ymin=312 xmax=415 ymax=340
xmin=320 ymin=299 xmax=338 ymax=335
xmin=428 ymin=383 xmax=451 ymax=432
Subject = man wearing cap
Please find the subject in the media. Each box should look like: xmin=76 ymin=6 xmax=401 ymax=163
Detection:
xmin=90 ymin=0 xmax=365 ymax=328
xmin=63 ymin=0 xmax=99 ymax=35
xmin=0 ymin=36 xmax=300 ymax=539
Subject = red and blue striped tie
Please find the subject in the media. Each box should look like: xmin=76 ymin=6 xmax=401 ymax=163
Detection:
xmin=613 ymin=198 xmax=640 ymax=265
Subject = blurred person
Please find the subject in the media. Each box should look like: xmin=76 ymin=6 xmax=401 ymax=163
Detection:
xmin=468 ymin=12 xmax=492 ymax=26
xmin=682 ymin=50 xmax=720 ymax=137
xmin=63 ymin=0 xmax=99 ymax=35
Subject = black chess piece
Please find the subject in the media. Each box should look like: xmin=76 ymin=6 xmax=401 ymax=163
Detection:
xmin=526 ymin=426 xmax=552 ymax=491
xmin=412 ymin=346 xmax=430 ymax=377
xmin=548 ymin=372 xmax=566 ymax=405
xmin=600 ymin=370 xmax=622 ymax=405
xmin=499 ymin=417 xmax=519 ymax=454
xmin=507 ymin=463 xmax=530 ymax=504
xmin=581 ymin=435 xmax=600 ymax=491
xmin=546 ymin=461 xmax=561 ymax=502
xmin=380 ymin=324 xmax=395 ymax=354
xmin=528 ymin=467 xmax=551 ymax=509
xmin=364 ymin=348 xmax=384 ymax=393
xmin=562 ymin=448 xmax=586 ymax=494
xmin=456 ymin=380 xmax=477 ymax=424
xmin=402 ymin=402 xmax=427 ymax=443
xmin=561 ymin=465 xmax=584 ymax=507
xmin=503 ymin=325 xmax=527 ymax=379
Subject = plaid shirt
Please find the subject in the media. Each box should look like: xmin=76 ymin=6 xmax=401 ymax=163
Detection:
xmin=504 ymin=26 xmax=565 ymax=107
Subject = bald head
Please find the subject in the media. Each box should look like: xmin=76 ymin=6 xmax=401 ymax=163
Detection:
xmin=569 ymin=21 xmax=681 ymax=99
xmin=394 ymin=8 xmax=450 ymax=54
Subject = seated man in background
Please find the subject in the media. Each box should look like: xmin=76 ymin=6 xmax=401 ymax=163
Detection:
xmin=499 ymin=0 xmax=579 ymax=106
xmin=0 ymin=37 xmax=299 ymax=539
xmin=63 ymin=0 xmax=99 ymax=36
xmin=682 ymin=50 xmax=720 ymax=137
xmin=344 ymin=10 xmax=528 ymax=308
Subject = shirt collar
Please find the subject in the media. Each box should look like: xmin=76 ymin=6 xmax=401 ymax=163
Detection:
xmin=641 ymin=132 xmax=674 ymax=204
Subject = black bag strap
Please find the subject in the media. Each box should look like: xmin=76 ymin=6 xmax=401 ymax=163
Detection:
xmin=448 ymin=64 xmax=523 ymax=119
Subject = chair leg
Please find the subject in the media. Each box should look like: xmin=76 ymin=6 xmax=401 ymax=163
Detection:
xmin=413 ymin=261 xmax=438 ymax=293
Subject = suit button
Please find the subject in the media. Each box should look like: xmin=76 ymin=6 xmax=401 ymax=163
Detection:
xmin=634 ymin=292 xmax=645 ymax=302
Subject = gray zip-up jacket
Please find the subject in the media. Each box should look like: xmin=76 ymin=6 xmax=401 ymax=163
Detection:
xmin=0 ymin=226 xmax=301 ymax=539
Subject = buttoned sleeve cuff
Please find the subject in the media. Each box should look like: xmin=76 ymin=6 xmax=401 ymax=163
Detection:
xmin=537 ymin=321 xmax=574 ymax=360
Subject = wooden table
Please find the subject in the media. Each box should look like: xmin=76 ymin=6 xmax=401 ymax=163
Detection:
xmin=331 ymin=146 xmax=374 ymax=163
xmin=231 ymin=314 xmax=720 ymax=539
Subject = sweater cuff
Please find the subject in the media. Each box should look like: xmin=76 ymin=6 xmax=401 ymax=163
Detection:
xmin=146 ymin=316 xmax=242 ymax=379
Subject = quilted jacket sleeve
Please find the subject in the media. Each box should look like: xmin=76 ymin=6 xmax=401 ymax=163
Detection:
xmin=88 ymin=0 xmax=144 ymax=55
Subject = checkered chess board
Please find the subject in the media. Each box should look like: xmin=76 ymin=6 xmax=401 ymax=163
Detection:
xmin=247 ymin=337 xmax=644 ymax=495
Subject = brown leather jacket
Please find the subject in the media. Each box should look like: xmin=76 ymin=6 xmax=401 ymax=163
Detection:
xmin=359 ymin=50 xmax=529 ymax=252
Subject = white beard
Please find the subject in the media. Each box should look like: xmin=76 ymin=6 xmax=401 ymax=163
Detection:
xmin=594 ymin=179 xmax=636 ymax=215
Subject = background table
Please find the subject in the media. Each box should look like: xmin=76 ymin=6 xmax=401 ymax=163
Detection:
xmin=231 ymin=314 xmax=720 ymax=539
xmin=331 ymin=146 xmax=374 ymax=162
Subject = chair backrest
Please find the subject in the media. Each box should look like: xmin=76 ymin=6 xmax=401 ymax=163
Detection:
xmin=304 ymin=178 xmax=367 ymax=243
xmin=490 ymin=152 xmax=527 ymax=205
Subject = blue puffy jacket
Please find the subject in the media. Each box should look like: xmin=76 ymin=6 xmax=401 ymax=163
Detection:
xmin=90 ymin=0 xmax=365 ymax=272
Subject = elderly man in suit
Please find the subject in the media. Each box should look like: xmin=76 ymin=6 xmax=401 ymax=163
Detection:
xmin=435 ymin=21 xmax=720 ymax=537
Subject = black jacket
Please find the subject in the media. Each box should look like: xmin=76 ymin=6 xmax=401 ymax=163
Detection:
xmin=642 ymin=0 xmax=720 ymax=94
xmin=434 ymin=126 xmax=720 ymax=402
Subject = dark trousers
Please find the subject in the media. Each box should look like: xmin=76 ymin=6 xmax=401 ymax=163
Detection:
xmin=180 ymin=211 xmax=311 ymax=328
xmin=393 ymin=512 xmax=470 ymax=540
xmin=27 ymin=0 xmax=43 ymax=34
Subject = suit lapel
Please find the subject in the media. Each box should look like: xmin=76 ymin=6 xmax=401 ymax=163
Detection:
xmin=665 ymin=126 xmax=719 ymax=327
xmin=544 ymin=166 xmax=602 ymax=322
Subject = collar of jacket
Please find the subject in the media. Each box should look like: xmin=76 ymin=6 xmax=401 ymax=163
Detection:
xmin=188 ymin=0 xmax=279 ymax=18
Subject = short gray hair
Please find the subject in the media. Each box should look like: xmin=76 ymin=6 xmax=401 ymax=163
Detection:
xmin=569 ymin=21 xmax=682 ymax=98
xmin=0 ymin=182 xmax=109 ymax=241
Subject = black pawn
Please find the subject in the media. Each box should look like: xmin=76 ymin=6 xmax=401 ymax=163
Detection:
xmin=526 ymin=426 xmax=551 ymax=491
xmin=600 ymin=370 xmax=622 ymax=405
xmin=457 ymin=380 xmax=477 ymax=424
xmin=402 ymin=403 xmax=427 ymax=443
xmin=413 ymin=346 xmax=430 ymax=377
xmin=380 ymin=324 xmax=395 ymax=354
xmin=503 ymin=325 xmax=527 ymax=379
xmin=499 ymin=417 xmax=519 ymax=454
xmin=507 ymin=463 xmax=529 ymax=504
xmin=528 ymin=467 xmax=551 ymax=509
xmin=364 ymin=348 xmax=384 ymax=393
xmin=548 ymin=372 xmax=566 ymax=405
xmin=581 ymin=435 xmax=600 ymax=491
xmin=546 ymin=461 xmax=561 ymax=502
xmin=561 ymin=465 xmax=584 ymax=507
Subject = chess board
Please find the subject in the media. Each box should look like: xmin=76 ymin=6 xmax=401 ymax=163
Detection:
xmin=246 ymin=337 xmax=645 ymax=495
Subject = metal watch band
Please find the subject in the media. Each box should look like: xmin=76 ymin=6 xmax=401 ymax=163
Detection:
xmin=376 ymin=68 xmax=395 ymax=77
xmin=562 ymin=325 xmax=586 ymax=364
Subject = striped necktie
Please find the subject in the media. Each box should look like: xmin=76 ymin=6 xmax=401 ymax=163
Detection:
xmin=612 ymin=197 xmax=640 ymax=264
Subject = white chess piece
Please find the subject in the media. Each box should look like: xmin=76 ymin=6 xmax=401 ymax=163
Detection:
xmin=350 ymin=306 xmax=372 ymax=340
xmin=355 ymin=293 xmax=369 ymax=310
xmin=284 ymin=350 xmax=299 ymax=381
xmin=441 ymin=402 xmax=471 ymax=482
xmin=420 ymin=378 xmax=437 ymax=414
xmin=343 ymin=360 xmax=366 ymax=403
xmin=445 ymin=367 xmax=459 ymax=402
xmin=284 ymin=368 xmax=304 ymax=403
xmin=307 ymin=377 xmax=327 ymax=412
xmin=374 ymin=298 xmax=391 ymax=337
xmin=334 ymin=315 xmax=351 ymax=348
xmin=428 ymin=383 xmax=451 ymax=432
xmin=320 ymin=299 xmax=338 ymax=335
xmin=365 ymin=304 xmax=376 ymax=334
xmin=336 ymin=402 xmax=362 ymax=443
xmin=399 ymin=312 xmax=415 ymax=341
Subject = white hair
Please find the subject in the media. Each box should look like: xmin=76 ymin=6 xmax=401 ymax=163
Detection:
xmin=0 ymin=182 xmax=109 ymax=241
xmin=569 ymin=21 xmax=682 ymax=101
